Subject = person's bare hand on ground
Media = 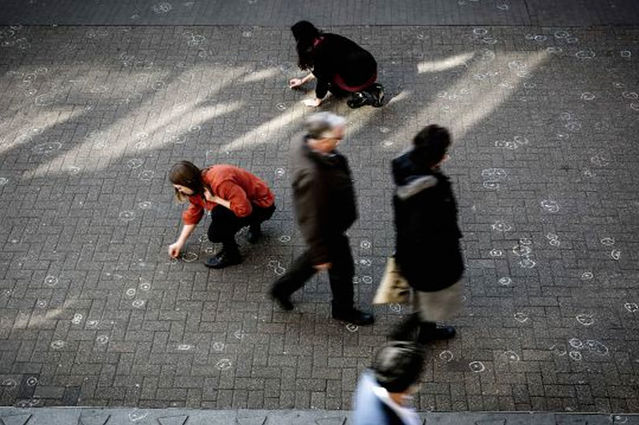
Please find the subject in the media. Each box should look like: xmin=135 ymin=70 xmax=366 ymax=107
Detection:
xmin=289 ymin=78 xmax=304 ymax=89
xmin=168 ymin=241 xmax=183 ymax=258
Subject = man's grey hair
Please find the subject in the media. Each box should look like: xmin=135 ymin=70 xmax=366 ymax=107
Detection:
xmin=304 ymin=112 xmax=346 ymax=139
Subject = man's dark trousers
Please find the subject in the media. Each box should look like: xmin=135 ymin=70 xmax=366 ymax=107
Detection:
xmin=272 ymin=234 xmax=355 ymax=313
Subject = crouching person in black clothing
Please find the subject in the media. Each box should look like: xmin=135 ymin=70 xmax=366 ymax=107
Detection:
xmin=270 ymin=112 xmax=374 ymax=326
xmin=288 ymin=20 xmax=384 ymax=109
xmin=390 ymin=125 xmax=465 ymax=344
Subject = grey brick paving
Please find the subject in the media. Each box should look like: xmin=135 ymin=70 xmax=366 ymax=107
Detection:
xmin=1 ymin=0 xmax=639 ymax=27
xmin=0 ymin=21 xmax=639 ymax=414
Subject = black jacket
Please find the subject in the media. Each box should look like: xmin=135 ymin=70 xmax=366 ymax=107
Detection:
xmin=311 ymin=33 xmax=377 ymax=98
xmin=292 ymin=139 xmax=358 ymax=264
xmin=392 ymin=152 xmax=464 ymax=292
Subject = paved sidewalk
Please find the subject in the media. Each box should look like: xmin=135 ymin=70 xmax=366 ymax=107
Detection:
xmin=1 ymin=407 xmax=638 ymax=425
xmin=1 ymin=2 xmax=639 ymax=418
xmin=1 ymin=0 xmax=639 ymax=26
xmin=1 ymin=23 xmax=638 ymax=412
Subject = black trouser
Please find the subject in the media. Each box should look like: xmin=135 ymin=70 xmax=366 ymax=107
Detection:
xmin=271 ymin=234 xmax=355 ymax=313
xmin=208 ymin=203 xmax=275 ymax=245
xmin=327 ymin=83 xmax=351 ymax=98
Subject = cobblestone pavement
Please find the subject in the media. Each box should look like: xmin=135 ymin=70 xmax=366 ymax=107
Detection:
xmin=0 ymin=22 xmax=638 ymax=414
xmin=1 ymin=0 xmax=639 ymax=26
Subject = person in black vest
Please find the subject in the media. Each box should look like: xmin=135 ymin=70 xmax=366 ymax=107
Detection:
xmin=390 ymin=125 xmax=465 ymax=344
xmin=288 ymin=20 xmax=384 ymax=109
xmin=352 ymin=341 xmax=423 ymax=425
xmin=269 ymin=112 xmax=374 ymax=326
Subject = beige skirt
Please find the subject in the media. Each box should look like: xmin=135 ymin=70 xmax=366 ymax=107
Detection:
xmin=413 ymin=280 xmax=463 ymax=322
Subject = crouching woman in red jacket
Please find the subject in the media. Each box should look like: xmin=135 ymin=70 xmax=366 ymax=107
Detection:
xmin=168 ymin=161 xmax=276 ymax=269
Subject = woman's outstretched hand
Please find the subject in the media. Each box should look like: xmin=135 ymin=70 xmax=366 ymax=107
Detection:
xmin=168 ymin=241 xmax=183 ymax=258
xmin=288 ymin=78 xmax=304 ymax=89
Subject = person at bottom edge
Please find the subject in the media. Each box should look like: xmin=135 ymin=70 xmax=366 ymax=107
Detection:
xmin=390 ymin=125 xmax=465 ymax=344
xmin=269 ymin=112 xmax=374 ymax=326
xmin=352 ymin=341 xmax=424 ymax=425
xmin=168 ymin=161 xmax=276 ymax=269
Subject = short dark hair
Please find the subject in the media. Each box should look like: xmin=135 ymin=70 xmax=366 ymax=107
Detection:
xmin=410 ymin=124 xmax=451 ymax=168
xmin=372 ymin=341 xmax=424 ymax=393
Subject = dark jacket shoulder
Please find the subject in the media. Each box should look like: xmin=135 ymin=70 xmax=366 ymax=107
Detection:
xmin=392 ymin=151 xmax=416 ymax=185
xmin=392 ymin=152 xmax=464 ymax=291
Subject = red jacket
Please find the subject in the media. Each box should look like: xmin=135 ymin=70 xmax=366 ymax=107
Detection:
xmin=182 ymin=165 xmax=275 ymax=225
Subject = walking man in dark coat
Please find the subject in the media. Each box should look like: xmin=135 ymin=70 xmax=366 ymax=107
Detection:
xmin=270 ymin=112 xmax=374 ymax=326
xmin=390 ymin=125 xmax=464 ymax=343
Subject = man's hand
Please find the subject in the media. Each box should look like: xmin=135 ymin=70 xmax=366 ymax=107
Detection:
xmin=313 ymin=262 xmax=332 ymax=271
xmin=168 ymin=241 xmax=183 ymax=258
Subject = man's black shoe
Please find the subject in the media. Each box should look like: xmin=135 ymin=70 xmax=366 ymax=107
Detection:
xmin=418 ymin=325 xmax=456 ymax=343
xmin=269 ymin=288 xmax=294 ymax=311
xmin=246 ymin=224 xmax=262 ymax=244
xmin=332 ymin=309 xmax=375 ymax=326
xmin=204 ymin=251 xmax=242 ymax=269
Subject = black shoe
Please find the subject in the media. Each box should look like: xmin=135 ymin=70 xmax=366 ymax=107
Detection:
xmin=418 ymin=325 xmax=456 ymax=343
xmin=368 ymin=83 xmax=385 ymax=107
xmin=347 ymin=91 xmax=374 ymax=109
xmin=269 ymin=288 xmax=294 ymax=311
xmin=332 ymin=309 xmax=375 ymax=326
xmin=204 ymin=250 xmax=242 ymax=269
xmin=246 ymin=224 xmax=262 ymax=244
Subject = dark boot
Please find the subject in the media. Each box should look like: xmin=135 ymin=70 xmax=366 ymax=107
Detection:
xmin=332 ymin=307 xmax=374 ymax=326
xmin=389 ymin=313 xmax=421 ymax=341
xmin=366 ymin=83 xmax=385 ymax=107
xmin=347 ymin=91 xmax=374 ymax=109
xmin=246 ymin=223 xmax=262 ymax=244
xmin=269 ymin=250 xmax=315 ymax=311
xmin=417 ymin=321 xmax=456 ymax=343
xmin=205 ymin=241 xmax=242 ymax=269
xmin=269 ymin=287 xmax=294 ymax=311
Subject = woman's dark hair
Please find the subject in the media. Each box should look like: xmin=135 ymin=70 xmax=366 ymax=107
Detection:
xmin=410 ymin=124 xmax=451 ymax=169
xmin=291 ymin=20 xmax=321 ymax=70
xmin=372 ymin=341 xmax=425 ymax=393
xmin=168 ymin=160 xmax=204 ymax=202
